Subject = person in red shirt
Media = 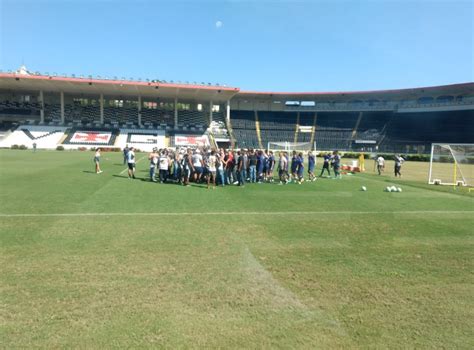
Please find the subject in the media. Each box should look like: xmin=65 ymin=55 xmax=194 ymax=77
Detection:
xmin=224 ymin=150 xmax=235 ymax=185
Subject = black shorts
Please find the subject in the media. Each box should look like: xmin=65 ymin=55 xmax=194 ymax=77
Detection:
xmin=127 ymin=163 xmax=135 ymax=170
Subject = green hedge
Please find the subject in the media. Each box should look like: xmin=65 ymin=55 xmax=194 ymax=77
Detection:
xmin=11 ymin=145 xmax=28 ymax=150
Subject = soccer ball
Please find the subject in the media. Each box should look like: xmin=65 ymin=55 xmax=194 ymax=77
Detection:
xmin=361 ymin=186 xmax=367 ymax=191
xmin=397 ymin=187 xmax=402 ymax=192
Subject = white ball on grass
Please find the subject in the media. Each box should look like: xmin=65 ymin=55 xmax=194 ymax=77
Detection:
xmin=397 ymin=187 xmax=402 ymax=192
xmin=386 ymin=186 xmax=391 ymax=192
xmin=361 ymin=186 xmax=367 ymax=191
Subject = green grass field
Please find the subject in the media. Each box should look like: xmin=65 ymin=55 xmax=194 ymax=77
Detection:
xmin=1 ymin=149 xmax=473 ymax=348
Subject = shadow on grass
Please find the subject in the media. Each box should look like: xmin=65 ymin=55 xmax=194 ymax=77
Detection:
xmin=82 ymin=170 xmax=97 ymax=174
xmin=112 ymin=174 xmax=135 ymax=179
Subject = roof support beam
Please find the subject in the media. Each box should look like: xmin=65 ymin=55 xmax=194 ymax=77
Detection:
xmin=174 ymin=97 xmax=178 ymax=128
xmin=39 ymin=90 xmax=44 ymax=124
xmin=138 ymin=96 xmax=142 ymax=127
xmin=99 ymin=94 xmax=104 ymax=124
xmin=60 ymin=91 xmax=65 ymax=124
xmin=209 ymin=100 xmax=213 ymax=125
xmin=226 ymin=99 xmax=230 ymax=126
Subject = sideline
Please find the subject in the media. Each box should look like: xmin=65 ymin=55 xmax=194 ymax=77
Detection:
xmin=1 ymin=210 xmax=473 ymax=218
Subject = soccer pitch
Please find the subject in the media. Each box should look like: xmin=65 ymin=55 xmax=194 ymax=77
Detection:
xmin=1 ymin=150 xmax=473 ymax=348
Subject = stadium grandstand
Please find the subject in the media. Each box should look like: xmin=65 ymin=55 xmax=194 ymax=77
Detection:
xmin=0 ymin=65 xmax=473 ymax=152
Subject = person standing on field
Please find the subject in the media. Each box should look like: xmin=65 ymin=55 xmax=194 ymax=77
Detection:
xmin=278 ymin=151 xmax=288 ymax=184
xmin=192 ymin=149 xmax=204 ymax=183
xmin=123 ymin=144 xmax=129 ymax=165
xmin=158 ymin=150 xmax=170 ymax=183
xmin=319 ymin=153 xmax=332 ymax=177
xmin=248 ymin=149 xmax=258 ymax=183
xmin=207 ymin=150 xmax=217 ymax=189
xmin=332 ymin=150 xmax=341 ymax=179
xmin=308 ymin=151 xmax=316 ymax=181
xmin=127 ymin=147 xmax=136 ymax=179
xmin=296 ymin=152 xmax=305 ymax=184
xmin=266 ymin=151 xmax=275 ymax=183
xmin=94 ymin=148 xmax=103 ymax=174
xmin=376 ymin=155 xmax=385 ymax=175
xmin=182 ymin=148 xmax=193 ymax=186
xmin=148 ymin=147 xmax=158 ymax=182
xmin=237 ymin=150 xmax=247 ymax=187
xmin=394 ymin=154 xmax=404 ymax=177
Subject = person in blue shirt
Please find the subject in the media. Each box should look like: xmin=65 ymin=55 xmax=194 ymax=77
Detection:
xmin=257 ymin=150 xmax=266 ymax=183
xmin=331 ymin=150 xmax=341 ymax=179
xmin=296 ymin=152 xmax=305 ymax=184
xmin=307 ymin=151 xmax=316 ymax=181
xmin=319 ymin=152 xmax=332 ymax=177
xmin=123 ymin=144 xmax=129 ymax=165
xmin=266 ymin=151 xmax=275 ymax=183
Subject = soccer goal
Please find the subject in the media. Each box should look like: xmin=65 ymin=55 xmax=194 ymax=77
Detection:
xmin=428 ymin=143 xmax=474 ymax=187
xmin=267 ymin=141 xmax=316 ymax=152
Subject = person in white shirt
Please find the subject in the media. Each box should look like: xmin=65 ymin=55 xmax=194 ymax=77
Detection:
xmin=127 ymin=147 xmax=136 ymax=179
xmin=192 ymin=149 xmax=204 ymax=182
xmin=94 ymin=148 xmax=103 ymax=174
xmin=158 ymin=150 xmax=170 ymax=183
xmin=148 ymin=148 xmax=159 ymax=182
xmin=394 ymin=154 xmax=404 ymax=177
xmin=376 ymin=155 xmax=385 ymax=175
xmin=278 ymin=152 xmax=288 ymax=184
xmin=207 ymin=150 xmax=217 ymax=189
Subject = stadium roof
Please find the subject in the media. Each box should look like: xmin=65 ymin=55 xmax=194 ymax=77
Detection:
xmin=238 ymin=82 xmax=474 ymax=101
xmin=0 ymin=73 xmax=240 ymax=102
xmin=0 ymin=71 xmax=472 ymax=102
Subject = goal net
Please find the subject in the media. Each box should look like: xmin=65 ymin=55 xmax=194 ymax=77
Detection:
xmin=428 ymin=143 xmax=474 ymax=187
xmin=267 ymin=141 xmax=316 ymax=152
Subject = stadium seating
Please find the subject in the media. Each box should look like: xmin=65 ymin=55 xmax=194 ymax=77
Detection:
xmin=379 ymin=110 xmax=474 ymax=152
xmin=230 ymin=110 xmax=259 ymax=148
xmin=140 ymin=108 xmax=174 ymax=127
xmin=0 ymin=101 xmax=40 ymax=118
xmin=178 ymin=110 xmax=208 ymax=128
xmin=1 ymin=88 xmax=472 ymax=152
xmin=297 ymin=112 xmax=315 ymax=143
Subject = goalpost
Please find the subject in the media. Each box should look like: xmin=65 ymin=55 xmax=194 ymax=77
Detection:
xmin=267 ymin=141 xmax=316 ymax=152
xmin=428 ymin=143 xmax=474 ymax=187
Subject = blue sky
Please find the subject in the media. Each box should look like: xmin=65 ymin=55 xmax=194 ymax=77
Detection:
xmin=1 ymin=0 xmax=472 ymax=92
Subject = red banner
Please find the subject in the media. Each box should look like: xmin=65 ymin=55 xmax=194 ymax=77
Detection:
xmin=71 ymin=132 xmax=111 ymax=144
xmin=174 ymin=135 xmax=209 ymax=146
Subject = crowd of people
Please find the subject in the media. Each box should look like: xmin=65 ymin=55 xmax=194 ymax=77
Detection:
xmin=115 ymin=146 xmax=344 ymax=188
xmin=93 ymin=146 xmax=404 ymax=185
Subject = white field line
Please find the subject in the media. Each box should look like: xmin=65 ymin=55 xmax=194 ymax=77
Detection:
xmin=0 ymin=210 xmax=473 ymax=218
xmin=241 ymin=247 xmax=347 ymax=334
xmin=119 ymin=155 xmax=146 ymax=175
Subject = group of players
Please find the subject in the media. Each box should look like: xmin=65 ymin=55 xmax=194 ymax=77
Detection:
xmin=94 ymin=146 xmax=404 ymax=187
xmin=123 ymin=146 xmax=343 ymax=189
